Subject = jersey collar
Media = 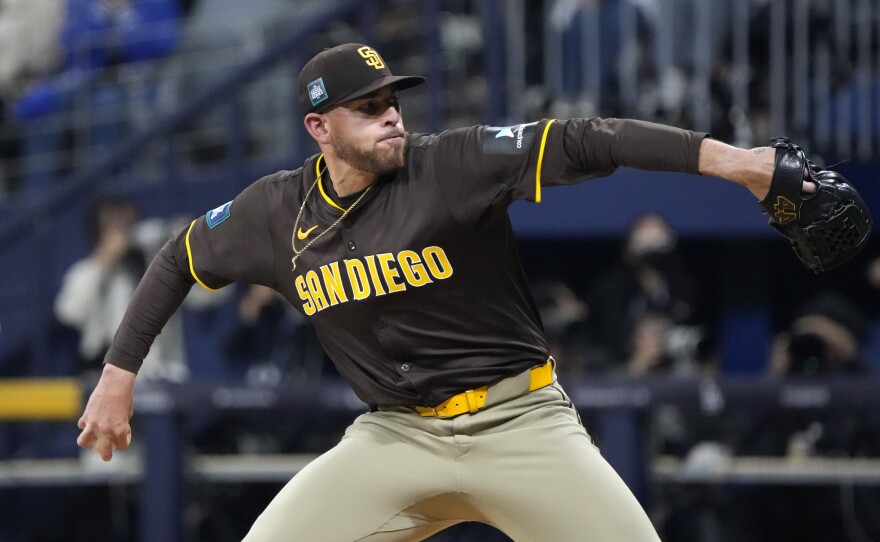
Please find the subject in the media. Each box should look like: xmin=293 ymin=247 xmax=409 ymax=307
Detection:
xmin=315 ymin=154 xmax=348 ymax=212
xmin=316 ymin=153 xmax=385 ymax=213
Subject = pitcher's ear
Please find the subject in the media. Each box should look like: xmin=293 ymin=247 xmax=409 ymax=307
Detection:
xmin=304 ymin=112 xmax=331 ymax=144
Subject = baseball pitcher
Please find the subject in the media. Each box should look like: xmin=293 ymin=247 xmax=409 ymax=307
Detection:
xmin=76 ymin=43 xmax=871 ymax=541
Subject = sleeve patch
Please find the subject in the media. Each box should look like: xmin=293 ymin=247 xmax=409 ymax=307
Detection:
xmin=481 ymin=122 xmax=538 ymax=155
xmin=205 ymin=201 xmax=233 ymax=229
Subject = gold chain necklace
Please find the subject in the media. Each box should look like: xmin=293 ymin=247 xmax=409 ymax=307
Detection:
xmin=291 ymin=155 xmax=373 ymax=271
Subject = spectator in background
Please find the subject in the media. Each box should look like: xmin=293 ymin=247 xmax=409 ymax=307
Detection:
xmin=55 ymin=196 xmax=146 ymax=374
xmin=582 ymin=213 xmax=719 ymax=541
xmin=12 ymin=0 xmax=182 ymax=194
xmin=767 ymin=291 xmax=870 ymax=379
xmin=54 ymin=195 xmax=224 ymax=383
xmin=758 ymin=291 xmax=875 ymax=461
xmin=587 ymin=213 xmax=707 ymax=376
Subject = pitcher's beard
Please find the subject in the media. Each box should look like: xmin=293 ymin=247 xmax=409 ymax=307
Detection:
xmin=332 ymin=134 xmax=405 ymax=175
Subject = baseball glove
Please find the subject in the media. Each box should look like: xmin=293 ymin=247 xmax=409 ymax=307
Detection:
xmin=759 ymin=137 xmax=872 ymax=273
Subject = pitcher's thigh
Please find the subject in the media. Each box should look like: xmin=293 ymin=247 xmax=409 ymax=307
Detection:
xmin=467 ymin=406 xmax=660 ymax=542
xmin=243 ymin=418 xmax=454 ymax=542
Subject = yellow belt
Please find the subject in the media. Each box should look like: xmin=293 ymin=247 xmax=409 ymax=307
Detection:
xmin=414 ymin=359 xmax=554 ymax=418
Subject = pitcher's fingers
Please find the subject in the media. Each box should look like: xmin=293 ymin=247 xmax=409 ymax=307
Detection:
xmin=76 ymin=426 xmax=97 ymax=449
xmin=94 ymin=436 xmax=116 ymax=462
xmin=77 ymin=416 xmax=86 ymax=430
xmin=114 ymin=424 xmax=133 ymax=451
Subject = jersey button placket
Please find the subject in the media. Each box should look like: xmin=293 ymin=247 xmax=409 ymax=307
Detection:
xmin=341 ymin=218 xmax=356 ymax=253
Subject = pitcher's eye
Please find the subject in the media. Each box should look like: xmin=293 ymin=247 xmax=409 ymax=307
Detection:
xmin=359 ymin=102 xmax=379 ymax=115
xmin=357 ymin=96 xmax=400 ymax=116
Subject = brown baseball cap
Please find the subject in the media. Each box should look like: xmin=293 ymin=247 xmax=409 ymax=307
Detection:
xmin=297 ymin=43 xmax=425 ymax=117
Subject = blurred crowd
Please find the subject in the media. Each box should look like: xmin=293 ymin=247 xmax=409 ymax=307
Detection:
xmin=2 ymin=0 xmax=880 ymax=197
xmin=0 ymin=0 xmax=193 ymax=196
xmin=0 ymin=0 xmax=318 ymax=198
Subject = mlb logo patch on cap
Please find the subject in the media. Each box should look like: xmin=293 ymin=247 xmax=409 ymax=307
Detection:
xmin=307 ymin=78 xmax=328 ymax=107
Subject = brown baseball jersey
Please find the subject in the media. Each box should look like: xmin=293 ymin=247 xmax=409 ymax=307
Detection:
xmin=106 ymin=117 xmax=706 ymax=407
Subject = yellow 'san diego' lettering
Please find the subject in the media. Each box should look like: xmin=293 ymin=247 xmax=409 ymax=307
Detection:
xmin=297 ymin=246 xmax=453 ymax=315
xmin=295 ymin=275 xmax=315 ymax=316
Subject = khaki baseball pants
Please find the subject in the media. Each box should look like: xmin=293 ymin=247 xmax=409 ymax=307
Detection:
xmin=242 ymin=370 xmax=660 ymax=541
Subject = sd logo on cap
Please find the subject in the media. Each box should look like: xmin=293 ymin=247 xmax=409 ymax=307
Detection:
xmin=297 ymin=43 xmax=425 ymax=117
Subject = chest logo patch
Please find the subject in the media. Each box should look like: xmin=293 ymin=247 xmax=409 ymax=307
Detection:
xmin=205 ymin=201 xmax=233 ymax=229
xmin=297 ymin=225 xmax=318 ymax=240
